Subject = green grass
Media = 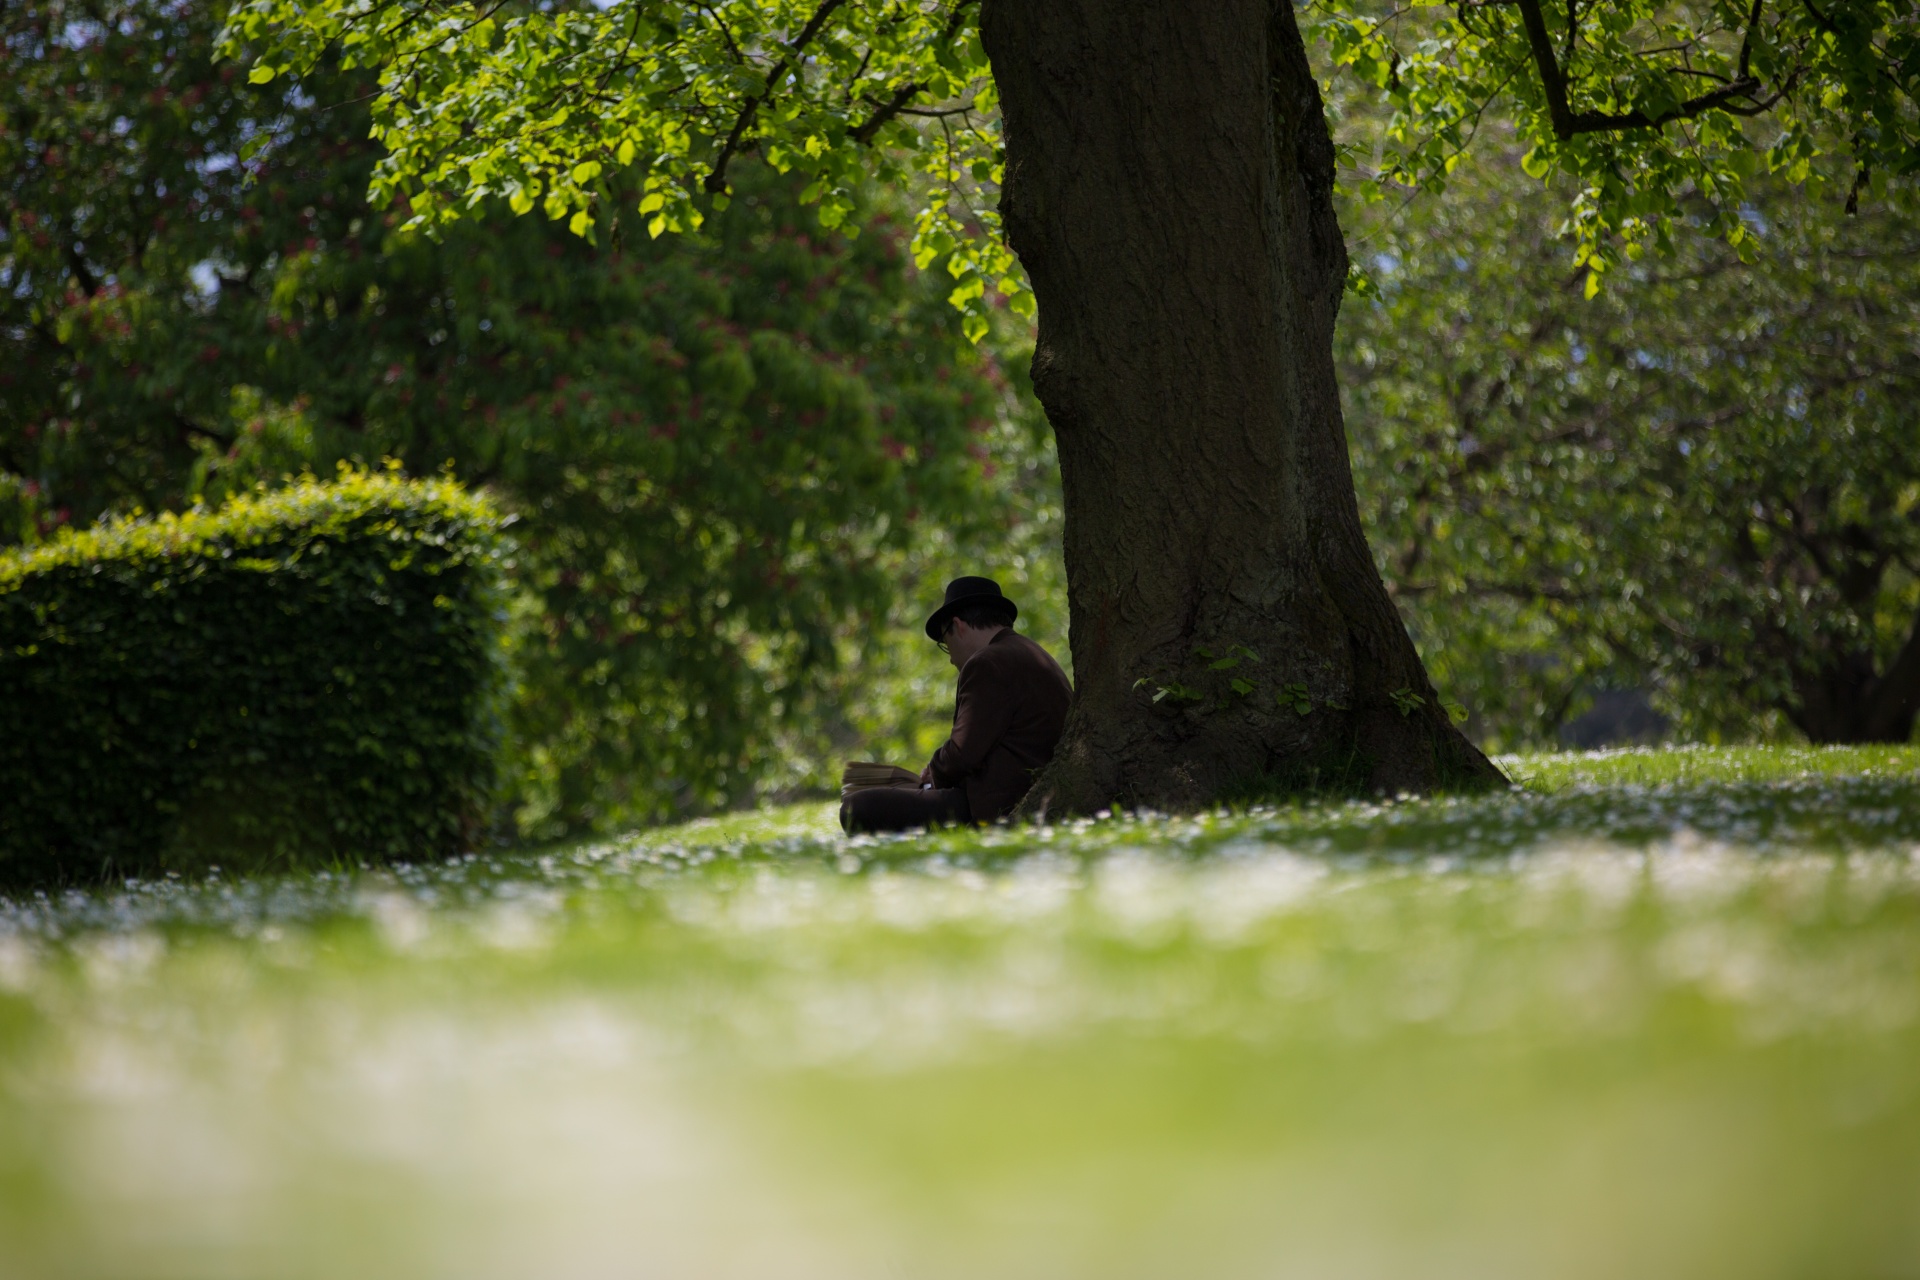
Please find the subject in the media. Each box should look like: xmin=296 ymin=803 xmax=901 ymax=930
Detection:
xmin=1498 ymin=741 xmax=1920 ymax=790
xmin=1 ymin=744 xmax=1918 ymax=1279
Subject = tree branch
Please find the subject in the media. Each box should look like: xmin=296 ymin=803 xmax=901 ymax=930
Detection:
xmin=595 ymin=4 xmax=648 ymax=95
xmin=175 ymin=411 xmax=234 ymax=449
xmin=1737 ymin=0 xmax=1764 ymax=81
xmin=693 ymin=1 xmax=746 ymax=66
xmin=1846 ymin=157 xmax=1871 ymax=215
xmin=64 ymin=229 xmax=100 ymax=297
xmin=1516 ymin=0 xmax=1578 ymax=137
xmin=849 ymin=1 xmax=979 ymax=146
xmin=1515 ymin=0 xmax=1775 ymax=139
xmin=850 ymin=81 xmax=925 ymax=144
xmin=1800 ymin=0 xmax=1838 ymax=35
xmin=704 ymin=0 xmax=850 ymax=194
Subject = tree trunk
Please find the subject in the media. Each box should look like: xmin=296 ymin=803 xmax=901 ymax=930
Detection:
xmin=1787 ymin=611 xmax=1920 ymax=744
xmin=980 ymin=0 xmax=1505 ymax=813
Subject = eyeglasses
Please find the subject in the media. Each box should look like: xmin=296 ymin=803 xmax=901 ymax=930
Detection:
xmin=936 ymin=620 xmax=956 ymax=655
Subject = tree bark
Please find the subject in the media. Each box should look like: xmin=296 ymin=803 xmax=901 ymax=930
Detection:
xmin=1866 ymin=611 xmax=1920 ymax=742
xmin=1787 ymin=607 xmax=1920 ymax=744
xmin=980 ymin=0 xmax=1505 ymax=813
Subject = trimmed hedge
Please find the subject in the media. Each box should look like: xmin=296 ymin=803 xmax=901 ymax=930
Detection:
xmin=0 ymin=470 xmax=509 ymax=884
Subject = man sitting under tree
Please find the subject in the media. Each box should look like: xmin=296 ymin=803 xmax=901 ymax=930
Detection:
xmin=841 ymin=577 xmax=1072 ymax=834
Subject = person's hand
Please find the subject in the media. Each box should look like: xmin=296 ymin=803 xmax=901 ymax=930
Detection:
xmin=919 ymin=763 xmax=934 ymax=787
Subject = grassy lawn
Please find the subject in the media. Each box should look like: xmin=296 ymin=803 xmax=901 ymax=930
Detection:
xmin=2 ymin=745 xmax=1918 ymax=1279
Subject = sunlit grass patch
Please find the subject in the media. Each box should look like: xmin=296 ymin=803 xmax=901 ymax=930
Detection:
xmin=1498 ymin=742 xmax=1920 ymax=791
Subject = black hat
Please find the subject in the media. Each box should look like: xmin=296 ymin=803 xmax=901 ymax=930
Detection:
xmin=925 ymin=576 xmax=1018 ymax=641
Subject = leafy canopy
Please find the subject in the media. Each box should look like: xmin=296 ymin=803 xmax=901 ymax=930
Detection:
xmin=222 ymin=0 xmax=1023 ymax=342
xmin=1318 ymin=0 xmax=1918 ymax=291
xmin=226 ymin=0 xmax=1915 ymax=301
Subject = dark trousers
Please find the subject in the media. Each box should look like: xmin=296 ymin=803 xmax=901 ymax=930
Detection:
xmin=839 ymin=785 xmax=972 ymax=834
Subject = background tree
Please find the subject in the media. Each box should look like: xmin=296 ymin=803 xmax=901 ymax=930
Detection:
xmin=227 ymin=0 xmax=1917 ymax=810
xmin=1321 ymin=0 xmax=1918 ymax=286
xmin=1 ymin=0 xmax=261 ymax=536
xmin=1334 ymin=129 xmax=1920 ymax=747
xmin=2 ymin=0 xmax=1061 ymax=834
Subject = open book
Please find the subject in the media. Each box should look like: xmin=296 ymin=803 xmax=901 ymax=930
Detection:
xmin=841 ymin=761 xmax=923 ymax=799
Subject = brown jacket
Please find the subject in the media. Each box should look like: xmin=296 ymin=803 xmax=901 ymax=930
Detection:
xmin=928 ymin=629 xmax=1073 ymax=822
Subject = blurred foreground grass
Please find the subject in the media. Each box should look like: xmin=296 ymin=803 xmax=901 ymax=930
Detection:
xmin=2 ymin=745 xmax=1919 ymax=1279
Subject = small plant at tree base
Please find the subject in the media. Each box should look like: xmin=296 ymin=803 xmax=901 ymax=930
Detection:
xmin=1134 ymin=645 xmax=1264 ymax=707
xmin=1442 ymin=699 xmax=1470 ymax=725
xmin=1134 ymin=677 xmax=1204 ymax=705
xmin=1201 ymin=645 xmax=1260 ymax=698
xmin=1390 ymin=687 xmax=1426 ymax=717
xmin=1280 ymin=683 xmax=1312 ymax=716
xmin=1196 ymin=644 xmax=1260 ymax=671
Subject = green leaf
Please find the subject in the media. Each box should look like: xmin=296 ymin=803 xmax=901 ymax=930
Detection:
xmin=1279 ymin=682 xmax=1311 ymax=716
xmin=948 ymin=276 xmax=984 ymax=309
